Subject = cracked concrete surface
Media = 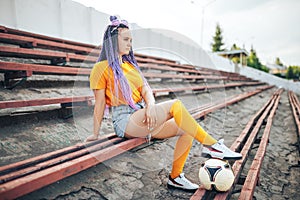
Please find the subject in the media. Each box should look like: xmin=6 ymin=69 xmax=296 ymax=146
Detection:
xmin=0 ymin=80 xmax=299 ymax=199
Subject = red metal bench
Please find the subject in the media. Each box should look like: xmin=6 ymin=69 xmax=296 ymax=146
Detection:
xmin=0 ymin=86 xmax=273 ymax=200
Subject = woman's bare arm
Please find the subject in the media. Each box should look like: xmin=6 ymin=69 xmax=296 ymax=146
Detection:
xmin=86 ymin=89 xmax=106 ymax=141
xmin=141 ymin=85 xmax=155 ymax=106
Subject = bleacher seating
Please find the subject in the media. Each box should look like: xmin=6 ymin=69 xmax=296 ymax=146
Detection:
xmin=0 ymin=25 xmax=263 ymax=113
xmin=0 ymin=25 xmax=271 ymax=199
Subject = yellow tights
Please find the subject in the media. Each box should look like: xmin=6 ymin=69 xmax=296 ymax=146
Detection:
xmin=170 ymin=100 xmax=217 ymax=179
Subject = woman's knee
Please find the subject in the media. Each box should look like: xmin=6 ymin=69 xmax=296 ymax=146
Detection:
xmin=159 ymin=99 xmax=182 ymax=114
xmin=171 ymin=99 xmax=181 ymax=105
xmin=169 ymin=99 xmax=184 ymax=114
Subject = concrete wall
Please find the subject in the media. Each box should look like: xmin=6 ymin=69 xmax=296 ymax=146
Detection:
xmin=0 ymin=0 xmax=212 ymax=67
xmin=0 ymin=0 xmax=108 ymax=45
xmin=210 ymin=53 xmax=300 ymax=94
xmin=239 ymin=65 xmax=300 ymax=94
xmin=131 ymin=28 xmax=214 ymax=68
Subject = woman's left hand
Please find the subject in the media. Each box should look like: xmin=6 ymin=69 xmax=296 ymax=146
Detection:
xmin=144 ymin=104 xmax=157 ymax=131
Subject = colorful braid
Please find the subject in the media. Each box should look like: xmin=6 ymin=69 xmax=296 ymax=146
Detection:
xmin=97 ymin=16 xmax=150 ymax=109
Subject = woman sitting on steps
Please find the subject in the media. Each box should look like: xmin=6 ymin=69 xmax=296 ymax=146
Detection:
xmin=86 ymin=16 xmax=242 ymax=191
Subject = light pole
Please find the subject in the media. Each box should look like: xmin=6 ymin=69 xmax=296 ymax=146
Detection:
xmin=191 ymin=0 xmax=216 ymax=47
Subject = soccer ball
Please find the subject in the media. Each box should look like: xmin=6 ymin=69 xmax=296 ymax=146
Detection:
xmin=198 ymin=158 xmax=235 ymax=192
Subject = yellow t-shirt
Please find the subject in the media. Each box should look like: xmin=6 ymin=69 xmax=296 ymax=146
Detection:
xmin=89 ymin=60 xmax=144 ymax=107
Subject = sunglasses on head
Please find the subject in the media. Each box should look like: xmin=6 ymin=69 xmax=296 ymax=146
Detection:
xmin=110 ymin=16 xmax=128 ymax=33
xmin=110 ymin=19 xmax=129 ymax=33
xmin=111 ymin=19 xmax=128 ymax=27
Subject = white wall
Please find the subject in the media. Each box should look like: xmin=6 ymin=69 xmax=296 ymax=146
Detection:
xmin=207 ymin=53 xmax=236 ymax=72
xmin=131 ymin=28 xmax=214 ymax=67
xmin=0 ymin=0 xmax=211 ymax=67
xmin=0 ymin=0 xmax=108 ymax=44
xmin=239 ymin=66 xmax=300 ymax=94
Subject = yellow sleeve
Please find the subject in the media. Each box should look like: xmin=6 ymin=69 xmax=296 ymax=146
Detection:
xmin=89 ymin=61 xmax=108 ymax=90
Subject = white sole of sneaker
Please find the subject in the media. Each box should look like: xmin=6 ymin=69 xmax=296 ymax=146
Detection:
xmin=167 ymin=183 xmax=198 ymax=192
xmin=201 ymin=152 xmax=242 ymax=160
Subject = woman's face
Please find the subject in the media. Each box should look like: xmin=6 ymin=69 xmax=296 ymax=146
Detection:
xmin=118 ymin=28 xmax=132 ymax=56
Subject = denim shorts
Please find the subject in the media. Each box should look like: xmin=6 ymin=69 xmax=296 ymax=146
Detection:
xmin=111 ymin=102 xmax=145 ymax=138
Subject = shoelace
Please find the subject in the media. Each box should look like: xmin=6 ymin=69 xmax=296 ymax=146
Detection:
xmin=215 ymin=141 xmax=227 ymax=151
xmin=178 ymin=174 xmax=192 ymax=185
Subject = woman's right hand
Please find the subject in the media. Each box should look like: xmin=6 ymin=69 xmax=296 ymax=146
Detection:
xmin=85 ymin=134 xmax=99 ymax=142
xmin=144 ymin=104 xmax=157 ymax=131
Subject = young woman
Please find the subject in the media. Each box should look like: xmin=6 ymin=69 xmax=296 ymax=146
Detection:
xmin=86 ymin=16 xmax=242 ymax=191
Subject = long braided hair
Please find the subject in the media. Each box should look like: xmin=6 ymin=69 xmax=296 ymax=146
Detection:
xmin=97 ymin=16 xmax=150 ymax=109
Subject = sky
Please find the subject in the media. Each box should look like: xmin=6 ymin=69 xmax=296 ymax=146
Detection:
xmin=72 ymin=0 xmax=300 ymax=66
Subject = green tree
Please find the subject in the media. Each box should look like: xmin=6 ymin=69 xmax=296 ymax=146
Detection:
xmin=286 ymin=66 xmax=294 ymax=79
xmin=247 ymin=47 xmax=269 ymax=72
xmin=275 ymin=57 xmax=283 ymax=66
xmin=231 ymin=43 xmax=241 ymax=50
xmin=247 ymin=48 xmax=260 ymax=68
xmin=211 ymin=23 xmax=225 ymax=52
xmin=286 ymin=66 xmax=300 ymax=80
